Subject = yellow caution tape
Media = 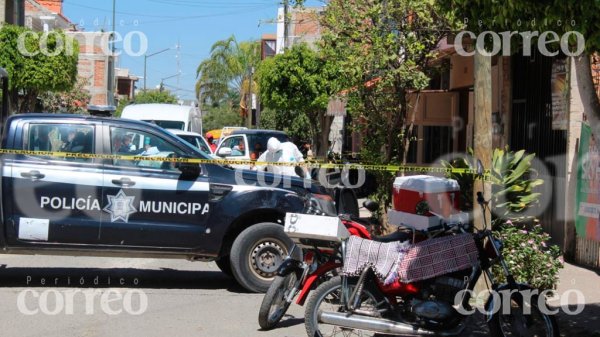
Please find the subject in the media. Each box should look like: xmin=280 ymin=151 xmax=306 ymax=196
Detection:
xmin=0 ymin=148 xmax=493 ymax=179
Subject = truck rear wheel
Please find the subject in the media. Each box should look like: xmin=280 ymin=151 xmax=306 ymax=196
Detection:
xmin=230 ymin=222 xmax=299 ymax=293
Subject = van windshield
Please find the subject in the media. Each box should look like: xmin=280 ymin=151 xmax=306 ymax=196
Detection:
xmin=142 ymin=120 xmax=185 ymax=130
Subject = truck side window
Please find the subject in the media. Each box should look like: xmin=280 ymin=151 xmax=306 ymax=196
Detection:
xmin=110 ymin=127 xmax=183 ymax=170
xmin=223 ymin=136 xmax=246 ymax=157
xmin=27 ymin=124 xmax=94 ymax=162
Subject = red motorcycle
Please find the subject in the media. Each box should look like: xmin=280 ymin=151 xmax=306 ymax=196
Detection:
xmin=258 ymin=200 xmax=413 ymax=330
xmin=304 ymin=191 xmax=559 ymax=337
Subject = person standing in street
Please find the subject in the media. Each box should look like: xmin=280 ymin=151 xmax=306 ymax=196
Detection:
xmin=206 ymin=132 xmax=217 ymax=153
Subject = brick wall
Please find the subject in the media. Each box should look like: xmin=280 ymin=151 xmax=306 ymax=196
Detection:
xmin=67 ymin=31 xmax=111 ymax=106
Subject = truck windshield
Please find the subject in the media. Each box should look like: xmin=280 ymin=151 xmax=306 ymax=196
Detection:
xmin=142 ymin=120 xmax=185 ymax=130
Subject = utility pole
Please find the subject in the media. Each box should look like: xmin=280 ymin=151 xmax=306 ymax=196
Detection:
xmin=107 ymin=0 xmax=116 ymax=107
xmin=143 ymin=48 xmax=170 ymax=92
xmin=473 ymin=51 xmax=493 ymax=230
xmin=283 ymin=0 xmax=289 ymax=50
xmin=246 ymin=67 xmax=254 ymax=128
xmin=176 ymin=40 xmax=181 ymax=95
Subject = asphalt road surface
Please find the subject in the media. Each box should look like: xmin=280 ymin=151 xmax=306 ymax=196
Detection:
xmin=0 ymin=254 xmax=307 ymax=337
xmin=0 ymin=254 xmax=510 ymax=337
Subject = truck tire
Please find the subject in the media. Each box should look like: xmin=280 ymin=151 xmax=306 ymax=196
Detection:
xmin=230 ymin=222 xmax=300 ymax=293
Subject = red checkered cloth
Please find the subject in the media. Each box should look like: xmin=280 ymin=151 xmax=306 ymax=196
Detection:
xmin=342 ymin=236 xmax=411 ymax=282
xmin=396 ymin=233 xmax=479 ymax=283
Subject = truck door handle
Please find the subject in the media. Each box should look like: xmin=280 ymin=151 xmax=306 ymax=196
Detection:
xmin=111 ymin=177 xmax=136 ymax=187
xmin=21 ymin=170 xmax=45 ymax=180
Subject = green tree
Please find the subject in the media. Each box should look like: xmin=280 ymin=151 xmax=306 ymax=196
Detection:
xmin=39 ymin=76 xmax=91 ymax=113
xmin=439 ymin=0 xmax=600 ymax=134
xmin=0 ymin=25 xmax=79 ymax=113
xmin=202 ymin=101 xmax=243 ymax=131
xmin=115 ymin=89 xmax=178 ymax=117
xmin=260 ymin=107 xmax=312 ymax=143
xmin=320 ymin=0 xmax=458 ymax=206
xmin=196 ymin=36 xmax=260 ymax=125
xmin=134 ymin=89 xmax=178 ymax=104
xmin=258 ymin=43 xmax=338 ymax=155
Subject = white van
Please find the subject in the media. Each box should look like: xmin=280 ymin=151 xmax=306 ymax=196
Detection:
xmin=121 ymin=103 xmax=202 ymax=133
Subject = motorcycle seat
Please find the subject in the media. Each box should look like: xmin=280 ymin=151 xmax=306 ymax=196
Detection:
xmin=372 ymin=230 xmax=411 ymax=243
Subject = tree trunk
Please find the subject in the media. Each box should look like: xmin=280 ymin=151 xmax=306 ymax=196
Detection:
xmin=311 ymin=123 xmax=319 ymax=157
xmin=317 ymin=111 xmax=332 ymax=158
xmin=573 ymin=55 xmax=600 ymax=135
xmin=385 ymin=89 xmax=406 ymax=164
xmin=9 ymin=89 xmax=19 ymax=115
xmin=402 ymin=92 xmax=421 ymax=166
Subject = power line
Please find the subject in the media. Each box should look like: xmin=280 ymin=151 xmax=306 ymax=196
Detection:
xmin=64 ymin=1 xmax=273 ymax=20
xmin=64 ymin=1 xmax=182 ymax=18
xmin=134 ymin=6 xmax=273 ymax=25
xmin=147 ymin=0 xmax=278 ymax=7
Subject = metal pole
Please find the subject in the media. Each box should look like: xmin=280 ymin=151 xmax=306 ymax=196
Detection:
xmin=144 ymin=55 xmax=147 ymax=92
xmin=283 ymin=0 xmax=289 ymax=50
xmin=105 ymin=0 xmax=116 ymax=106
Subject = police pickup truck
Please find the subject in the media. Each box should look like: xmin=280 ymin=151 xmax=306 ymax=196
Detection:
xmin=0 ymin=114 xmax=337 ymax=293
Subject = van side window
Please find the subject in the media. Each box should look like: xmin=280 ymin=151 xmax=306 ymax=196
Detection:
xmin=110 ymin=127 xmax=184 ymax=170
xmin=26 ymin=124 xmax=94 ymax=162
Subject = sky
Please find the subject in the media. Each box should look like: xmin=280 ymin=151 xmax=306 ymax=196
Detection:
xmin=62 ymin=0 xmax=323 ymax=101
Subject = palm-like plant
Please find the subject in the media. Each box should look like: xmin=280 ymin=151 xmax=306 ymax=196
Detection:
xmin=442 ymin=147 xmax=544 ymax=228
xmin=196 ymin=36 xmax=260 ymax=109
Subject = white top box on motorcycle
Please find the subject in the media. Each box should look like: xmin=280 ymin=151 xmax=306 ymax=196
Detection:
xmin=387 ymin=209 xmax=469 ymax=231
xmin=284 ymin=213 xmax=349 ymax=249
xmin=392 ymin=175 xmax=460 ymax=217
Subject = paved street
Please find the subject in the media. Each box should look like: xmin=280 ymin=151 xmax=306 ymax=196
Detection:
xmin=0 ymin=254 xmax=598 ymax=337
xmin=0 ymin=254 xmax=306 ymax=337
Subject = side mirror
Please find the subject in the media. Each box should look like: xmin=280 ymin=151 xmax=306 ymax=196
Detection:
xmin=217 ymin=147 xmax=232 ymax=157
xmin=178 ymin=162 xmax=200 ymax=179
xmin=476 ymin=159 xmax=484 ymax=177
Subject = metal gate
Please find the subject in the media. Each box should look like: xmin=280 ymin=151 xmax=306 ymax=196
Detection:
xmin=510 ymin=51 xmax=567 ymax=248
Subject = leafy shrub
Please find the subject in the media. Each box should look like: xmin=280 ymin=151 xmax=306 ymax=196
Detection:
xmin=443 ymin=148 xmax=562 ymax=289
xmin=493 ymin=222 xmax=563 ymax=290
xmin=490 ymin=148 xmax=544 ymax=227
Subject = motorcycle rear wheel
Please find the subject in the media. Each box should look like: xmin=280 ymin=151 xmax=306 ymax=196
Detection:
xmin=305 ymin=276 xmax=380 ymax=337
xmin=488 ymin=293 xmax=559 ymax=337
xmin=258 ymin=272 xmax=298 ymax=330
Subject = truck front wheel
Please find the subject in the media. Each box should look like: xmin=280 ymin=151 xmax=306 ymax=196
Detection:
xmin=230 ymin=222 xmax=299 ymax=293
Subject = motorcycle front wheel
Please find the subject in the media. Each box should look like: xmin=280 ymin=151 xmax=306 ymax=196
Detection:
xmin=488 ymin=293 xmax=559 ymax=337
xmin=258 ymin=272 xmax=299 ymax=330
xmin=305 ymin=276 xmax=380 ymax=337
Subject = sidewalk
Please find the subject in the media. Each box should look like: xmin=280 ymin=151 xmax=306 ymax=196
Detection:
xmin=550 ymin=262 xmax=600 ymax=336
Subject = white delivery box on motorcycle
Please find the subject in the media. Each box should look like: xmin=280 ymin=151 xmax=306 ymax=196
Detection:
xmin=284 ymin=213 xmax=349 ymax=248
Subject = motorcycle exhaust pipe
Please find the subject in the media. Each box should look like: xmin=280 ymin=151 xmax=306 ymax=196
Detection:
xmin=318 ymin=311 xmax=464 ymax=336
